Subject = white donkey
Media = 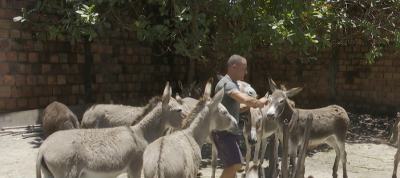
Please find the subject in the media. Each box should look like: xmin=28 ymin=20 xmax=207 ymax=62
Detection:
xmin=36 ymin=82 xmax=190 ymax=178
xmin=390 ymin=112 xmax=400 ymax=178
xmin=143 ymin=78 xmax=239 ymax=178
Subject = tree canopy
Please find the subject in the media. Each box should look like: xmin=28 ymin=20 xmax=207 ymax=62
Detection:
xmin=14 ymin=0 xmax=400 ymax=64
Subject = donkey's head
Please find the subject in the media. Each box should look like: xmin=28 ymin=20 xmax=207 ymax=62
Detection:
xmin=238 ymin=81 xmax=258 ymax=98
xmin=162 ymin=82 xmax=191 ymax=129
xmin=265 ymin=76 xmax=303 ymax=122
xmin=206 ymin=82 xmax=239 ymax=133
xmin=390 ymin=112 xmax=400 ymax=144
xmin=178 ymin=80 xmax=196 ymax=98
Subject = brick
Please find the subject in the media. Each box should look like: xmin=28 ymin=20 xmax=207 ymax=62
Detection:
xmin=34 ymin=41 xmax=43 ymax=51
xmin=77 ymin=54 xmax=85 ymax=63
xmin=106 ymin=45 xmax=113 ymax=54
xmin=98 ymin=45 xmax=105 ymax=53
xmin=17 ymin=98 xmax=28 ymax=107
xmin=384 ymin=73 xmax=393 ymax=79
xmin=5 ymin=99 xmax=16 ymax=109
xmin=43 ymin=86 xmax=52 ymax=96
xmin=15 ymin=75 xmax=25 ymax=85
xmin=11 ymin=86 xmax=22 ymax=97
xmin=1 ymin=39 xmax=12 ymax=50
xmin=28 ymin=98 xmax=38 ymax=108
xmin=6 ymin=51 xmax=17 ymax=62
xmin=12 ymin=40 xmax=23 ymax=50
xmin=17 ymin=52 xmax=27 ymax=62
xmin=26 ymin=75 xmax=36 ymax=85
xmin=57 ymin=75 xmax=66 ymax=85
xmin=61 ymin=64 xmax=69 ymax=73
xmin=32 ymin=86 xmax=42 ymax=96
xmin=42 ymin=64 xmax=51 ymax=74
xmin=0 ymin=86 xmax=11 ymax=97
xmin=90 ymin=44 xmax=97 ymax=52
xmin=0 ymin=19 xmax=10 ymax=28
xmin=93 ymin=54 xmax=101 ymax=63
xmin=28 ymin=52 xmax=38 ymax=63
xmin=50 ymin=54 xmax=59 ymax=63
xmin=47 ymin=75 xmax=56 ymax=85
xmin=378 ymin=66 xmax=387 ymax=72
xmin=0 ymin=28 xmax=8 ymax=37
xmin=20 ymin=64 xmax=31 ymax=74
xmin=4 ymin=75 xmax=15 ymax=85
xmin=10 ymin=29 xmax=20 ymax=38
xmin=0 ymin=63 xmax=10 ymax=74
xmin=384 ymin=60 xmax=393 ymax=66
xmin=22 ymin=86 xmax=32 ymax=97
xmin=71 ymin=85 xmax=79 ymax=94
xmin=39 ymin=97 xmax=48 ymax=107
xmin=68 ymin=95 xmax=76 ymax=105
xmin=53 ymin=86 xmax=62 ymax=95
xmin=36 ymin=75 xmax=46 ymax=85
xmin=23 ymin=40 xmax=33 ymax=51
xmin=59 ymin=53 xmax=67 ymax=63
xmin=0 ymin=99 xmax=4 ymax=109
xmin=21 ymin=31 xmax=32 ymax=39
xmin=0 ymin=9 xmax=4 ymax=18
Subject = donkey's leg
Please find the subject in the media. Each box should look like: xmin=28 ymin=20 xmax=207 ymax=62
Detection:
xmin=211 ymin=141 xmax=218 ymax=178
xmin=127 ymin=161 xmax=143 ymax=178
xmin=259 ymin=137 xmax=269 ymax=165
xmin=245 ymin=140 xmax=252 ymax=174
xmin=338 ymin=140 xmax=348 ymax=178
xmin=393 ymin=142 xmax=400 ymax=178
xmin=253 ymin=139 xmax=262 ymax=164
xmin=326 ymin=137 xmax=341 ymax=178
xmin=288 ymin=139 xmax=298 ymax=176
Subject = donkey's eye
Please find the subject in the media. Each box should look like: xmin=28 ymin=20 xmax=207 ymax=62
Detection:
xmin=279 ymin=99 xmax=284 ymax=104
xmin=222 ymin=111 xmax=228 ymax=115
xmin=177 ymin=109 xmax=182 ymax=112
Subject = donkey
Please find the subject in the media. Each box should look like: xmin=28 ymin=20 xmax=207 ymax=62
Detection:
xmin=178 ymin=80 xmax=203 ymax=99
xmin=81 ymin=93 xmax=186 ymax=129
xmin=42 ymin=101 xmax=80 ymax=138
xmin=216 ymin=72 xmax=258 ymax=98
xmin=390 ymin=112 xmax=400 ymax=178
xmin=265 ymin=76 xmax=350 ymax=178
xmin=143 ymin=79 xmax=239 ymax=178
xmin=36 ymin=82 xmax=190 ymax=178
xmin=245 ymin=164 xmax=263 ymax=178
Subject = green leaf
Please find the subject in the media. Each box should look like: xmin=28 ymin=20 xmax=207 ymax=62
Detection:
xmin=103 ymin=22 xmax=111 ymax=28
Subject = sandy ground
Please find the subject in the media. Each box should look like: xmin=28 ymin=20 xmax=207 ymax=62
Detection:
xmin=0 ymin=131 xmax=397 ymax=178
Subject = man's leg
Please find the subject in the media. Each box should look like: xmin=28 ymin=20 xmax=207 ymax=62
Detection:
xmin=220 ymin=163 xmax=242 ymax=178
xmin=212 ymin=131 xmax=244 ymax=178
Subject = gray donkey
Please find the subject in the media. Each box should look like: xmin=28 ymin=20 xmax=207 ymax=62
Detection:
xmin=36 ymin=82 xmax=190 ymax=178
xmin=42 ymin=101 xmax=80 ymax=138
xmin=390 ymin=112 xmax=400 ymax=178
xmin=143 ymin=78 xmax=239 ymax=178
xmin=265 ymin=76 xmax=349 ymax=178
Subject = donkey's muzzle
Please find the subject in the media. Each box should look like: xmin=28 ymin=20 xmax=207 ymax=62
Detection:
xmin=247 ymin=136 xmax=257 ymax=145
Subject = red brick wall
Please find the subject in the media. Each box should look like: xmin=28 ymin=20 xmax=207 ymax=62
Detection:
xmin=251 ymin=46 xmax=400 ymax=116
xmin=0 ymin=0 xmax=187 ymax=114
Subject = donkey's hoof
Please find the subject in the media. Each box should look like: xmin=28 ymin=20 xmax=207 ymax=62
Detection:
xmin=393 ymin=174 xmax=397 ymax=178
xmin=197 ymin=171 xmax=203 ymax=176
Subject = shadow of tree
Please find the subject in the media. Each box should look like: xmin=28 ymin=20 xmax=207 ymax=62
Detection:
xmin=26 ymin=134 xmax=45 ymax=148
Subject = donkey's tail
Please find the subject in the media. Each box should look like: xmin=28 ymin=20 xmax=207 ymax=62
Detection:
xmin=36 ymin=150 xmax=43 ymax=178
xmin=36 ymin=150 xmax=53 ymax=178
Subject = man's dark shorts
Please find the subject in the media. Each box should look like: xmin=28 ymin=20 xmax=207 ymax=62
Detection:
xmin=212 ymin=130 xmax=244 ymax=166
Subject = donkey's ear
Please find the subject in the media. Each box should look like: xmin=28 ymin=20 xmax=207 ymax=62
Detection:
xmin=209 ymin=83 xmax=225 ymax=109
xmin=189 ymin=81 xmax=196 ymax=89
xmin=161 ymin=82 xmax=171 ymax=104
xmin=268 ymin=74 xmax=278 ymax=93
xmin=285 ymin=87 xmax=303 ymax=98
xmin=175 ymin=93 xmax=183 ymax=104
xmin=216 ymin=72 xmax=223 ymax=80
xmin=178 ymin=80 xmax=184 ymax=90
xmin=203 ymin=78 xmax=213 ymax=99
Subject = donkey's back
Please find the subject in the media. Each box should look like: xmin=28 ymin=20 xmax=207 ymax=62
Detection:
xmin=42 ymin=101 xmax=80 ymax=138
xmin=81 ymin=104 xmax=143 ymax=128
xmin=143 ymin=132 xmax=201 ymax=178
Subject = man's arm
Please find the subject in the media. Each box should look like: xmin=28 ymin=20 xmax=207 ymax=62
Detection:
xmin=229 ymin=90 xmax=268 ymax=108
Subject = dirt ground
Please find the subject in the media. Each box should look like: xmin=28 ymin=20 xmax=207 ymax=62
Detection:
xmin=0 ymin=112 xmax=397 ymax=178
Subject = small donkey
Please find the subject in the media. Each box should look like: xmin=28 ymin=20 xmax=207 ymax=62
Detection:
xmin=42 ymin=101 xmax=80 ymax=138
xmin=143 ymin=78 xmax=239 ymax=178
xmin=36 ymin=82 xmax=189 ymax=178
xmin=265 ymin=76 xmax=350 ymax=178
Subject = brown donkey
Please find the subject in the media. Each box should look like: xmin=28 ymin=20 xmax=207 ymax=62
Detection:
xmin=42 ymin=101 xmax=80 ymax=138
xmin=265 ymin=76 xmax=349 ymax=178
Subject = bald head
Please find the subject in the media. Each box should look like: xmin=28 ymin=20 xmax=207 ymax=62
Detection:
xmin=227 ymin=54 xmax=246 ymax=67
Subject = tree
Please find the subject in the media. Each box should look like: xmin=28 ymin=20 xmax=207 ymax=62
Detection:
xmin=14 ymin=0 xmax=400 ymax=85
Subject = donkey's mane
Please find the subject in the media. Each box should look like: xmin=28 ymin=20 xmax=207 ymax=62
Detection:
xmin=130 ymin=96 xmax=162 ymax=125
xmin=179 ymin=97 xmax=208 ymax=130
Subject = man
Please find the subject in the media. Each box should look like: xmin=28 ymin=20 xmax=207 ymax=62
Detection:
xmin=214 ymin=54 xmax=269 ymax=178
